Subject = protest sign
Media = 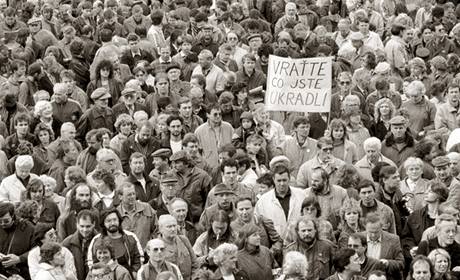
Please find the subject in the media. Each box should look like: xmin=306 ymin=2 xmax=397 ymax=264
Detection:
xmin=265 ymin=55 xmax=332 ymax=113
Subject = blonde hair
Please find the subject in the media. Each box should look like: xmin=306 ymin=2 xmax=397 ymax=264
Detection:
xmin=374 ymin=98 xmax=396 ymax=121
xmin=428 ymin=248 xmax=451 ymax=272
xmin=211 ymin=243 xmax=238 ymax=266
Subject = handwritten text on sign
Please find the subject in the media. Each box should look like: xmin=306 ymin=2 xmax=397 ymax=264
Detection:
xmin=265 ymin=55 xmax=332 ymax=113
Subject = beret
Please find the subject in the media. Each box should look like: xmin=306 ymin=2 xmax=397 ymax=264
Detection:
xmin=432 ymin=156 xmax=450 ymax=167
xmin=170 ymin=150 xmax=189 ymax=162
xmin=90 ymin=88 xmax=111 ymax=100
xmin=151 ymin=148 xmax=172 ymax=158
xmin=389 ymin=115 xmax=406 ymax=125
xmin=160 ymin=172 xmax=178 ymax=183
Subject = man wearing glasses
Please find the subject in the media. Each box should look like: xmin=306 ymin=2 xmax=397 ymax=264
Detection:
xmin=137 ymin=238 xmax=183 ymax=280
xmin=297 ymin=137 xmax=345 ymax=188
xmin=330 ymin=71 xmax=365 ymax=119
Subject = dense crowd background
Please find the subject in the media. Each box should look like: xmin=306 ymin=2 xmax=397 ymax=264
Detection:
xmin=2 ymin=0 xmax=460 ymax=279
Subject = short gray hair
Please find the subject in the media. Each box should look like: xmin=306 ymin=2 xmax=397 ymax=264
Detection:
xmin=211 ymin=243 xmax=238 ymax=266
xmin=284 ymin=251 xmax=308 ymax=278
xmin=363 ymin=137 xmax=381 ymax=151
xmin=15 ymin=155 xmax=34 ymax=169
xmin=403 ymin=157 xmax=424 ymax=170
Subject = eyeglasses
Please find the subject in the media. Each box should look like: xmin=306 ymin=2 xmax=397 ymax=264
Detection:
xmin=321 ymin=148 xmax=333 ymax=152
xmin=151 ymin=247 xmax=165 ymax=252
xmin=339 ymin=81 xmax=351 ymax=85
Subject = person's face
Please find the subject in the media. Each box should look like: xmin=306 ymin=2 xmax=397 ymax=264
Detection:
xmin=184 ymin=142 xmax=199 ymax=157
xmin=216 ymin=192 xmax=233 ymax=209
xmin=348 ymin=237 xmax=365 ymax=257
xmin=130 ymin=157 xmax=145 ymax=175
xmin=202 ymin=28 xmax=213 ymax=39
xmin=156 ymin=79 xmax=169 ymax=94
xmin=77 ymin=217 xmax=95 ymax=238
xmin=160 ymin=219 xmax=178 ymax=237
xmin=408 ymin=90 xmax=424 ymax=104
xmin=122 ymin=186 xmax=137 ymax=206
xmin=172 ymin=160 xmax=186 ymax=173
xmin=54 ymin=90 xmax=68 ymax=104
xmin=96 ymin=249 xmax=112 ymax=264
xmin=218 ymin=152 xmax=230 ymax=164
xmin=246 ymin=140 xmax=263 ymax=155
xmin=168 ymin=120 xmax=182 ymax=137
xmin=220 ymin=101 xmax=233 ymax=114
xmin=61 ymin=126 xmax=76 ymax=140
xmin=358 ymin=22 xmax=369 ymax=33
xmin=439 ymin=222 xmax=456 ymax=245
xmin=100 ymin=67 xmax=110 ymax=79
xmin=134 ymin=71 xmax=146 ymax=83
xmin=160 ymin=183 xmax=178 ymax=202
xmin=15 ymin=121 xmax=28 ymax=135
xmin=207 ymin=108 xmax=222 ymax=124
xmin=212 ymin=220 xmax=227 ymax=237
xmin=422 ymin=28 xmax=433 ymax=41
xmin=120 ymin=122 xmax=132 ymax=136
xmin=221 ymin=252 xmax=238 ymax=271
xmin=302 ymin=204 xmax=318 ymax=218
xmin=167 ymin=68 xmax=181 ymax=81
xmin=5 ymin=16 xmax=15 ymax=26
xmin=365 ymin=146 xmax=379 ymax=163
xmin=338 ymin=76 xmax=352 ymax=91
xmin=378 ymin=102 xmax=390 ymax=116
xmin=359 ymin=186 xmax=375 ymax=206
xmin=28 ymin=22 xmax=41 ymax=34
xmin=391 ymin=124 xmax=406 ymax=138
xmin=36 ymin=130 xmax=51 ymax=147
xmin=65 ymin=143 xmax=79 ymax=162
xmin=310 ymin=171 xmax=325 ymax=192
xmin=51 ymin=249 xmax=65 ymax=267
xmin=171 ymin=201 xmax=188 ymax=222
xmin=413 ymin=260 xmax=432 ymax=280
xmin=345 ymin=210 xmax=359 ymax=226
xmin=104 ymin=213 xmax=120 ymax=233
xmin=75 ymin=184 xmax=91 ymax=205
xmin=407 ymin=164 xmax=423 ymax=181
xmin=179 ymin=102 xmax=192 ymax=119
xmin=123 ymin=92 xmax=137 ymax=105
xmin=247 ymin=232 xmax=261 ymax=247
xmin=147 ymin=240 xmax=166 ymax=262
xmin=424 ymin=188 xmax=439 ymax=203
xmin=99 ymin=155 xmax=117 ymax=173
xmin=181 ymin=42 xmax=192 ymax=53
xmin=0 ymin=212 xmax=13 ymax=229
xmin=434 ymin=255 xmax=449 ymax=274
xmin=30 ymin=187 xmax=44 ymax=202
xmin=318 ymin=145 xmax=333 ymax=162
xmin=138 ymin=126 xmax=152 ymax=142
xmin=403 ymin=29 xmax=414 ymax=43
xmin=199 ymin=56 xmax=212 ymax=69
xmin=42 ymin=228 xmax=58 ymax=243
xmin=435 ymin=25 xmax=446 ymax=39
xmin=298 ymin=220 xmax=316 ymax=243
xmin=160 ymin=48 xmax=171 ymax=60
xmin=274 ymin=172 xmax=290 ymax=196
xmin=243 ymin=59 xmax=256 ymax=73
xmin=435 ymin=165 xmax=450 ymax=181
xmin=82 ymin=8 xmax=91 ymax=18
xmin=16 ymin=165 xmax=32 ymax=179
xmin=448 ymin=87 xmax=460 ymax=106
xmin=286 ymin=4 xmax=296 ymax=17
xmin=95 ymin=98 xmax=109 ymax=108
xmin=332 ymin=126 xmax=344 ymax=141
xmin=43 ymin=181 xmax=55 ymax=198
xmin=366 ymin=222 xmax=382 ymax=241
xmin=241 ymin=119 xmax=252 ymax=130
xmin=217 ymin=49 xmax=231 ymax=65
xmin=382 ymin=172 xmax=400 ymax=194
xmin=227 ymin=33 xmax=238 ymax=46
xmin=295 ymin=123 xmax=310 ymax=138
xmin=236 ymin=200 xmax=253 ymax=223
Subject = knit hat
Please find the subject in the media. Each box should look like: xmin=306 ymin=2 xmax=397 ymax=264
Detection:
xmin=431 ymin=56 xmax=447 ymax=71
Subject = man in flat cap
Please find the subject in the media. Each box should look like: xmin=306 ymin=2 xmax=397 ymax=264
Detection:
xmin=381 ymin=115 xmax=416 ymax=167
xmin=28 ymin=15 xmax=59 ymax=52
xmin=191 ymin=23 xmax=219 ymax=56
xmin=431 ymin=155 xmax=460 ymax=209
xmin=149 ymin=148 xmax=172 ymax=182
xmin=76 ymin=88 xmax=114 ymax=142
xmin=170 ymin=150 xmax=211 ymax=223
xmin=113 ymin=87 xmax=150 ymax=119
xmin=150 ymin=172 xmax=180 ymax=217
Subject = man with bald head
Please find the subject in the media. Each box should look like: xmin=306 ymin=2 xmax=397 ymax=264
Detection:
xmin=191 ymin=49 xmax=225 ymax=96
xmin=137 ymin=238 xmax=183 ymax=280
xmin=334 ymin=19 xmax=351 ymax=48
xmin=158 ymin=215 xmax=197 ymax=280
xmin=47 ymin=122 xmax=82 ymax=163
xmin=51 ymin=82 xmax=83 ymax=124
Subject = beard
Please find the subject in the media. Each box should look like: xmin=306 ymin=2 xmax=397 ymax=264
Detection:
xmin=107 ymin=225 xmax=119 ymax=233
xmin=74 ymin=199 xmax=91 ymax=212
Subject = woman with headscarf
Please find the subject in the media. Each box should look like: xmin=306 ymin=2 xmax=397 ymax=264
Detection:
xmin=236 ymin=223 xmax=277 ymax=280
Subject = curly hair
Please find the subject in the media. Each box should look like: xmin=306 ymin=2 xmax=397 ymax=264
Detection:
xmin=114 ymin=113 xmax=134 ymax=132
xmin=15 ymin=200 xmax=39 ymax=223
xmin=39 ymin=242 xmax=62 ymax=264
xmin=34 ymin=122 xmax=55 ymax=143
xmin=93 ymin=237 xmax=115 ymax=260
xmin=95 ymin=59 xmax=114 ymax=80
xmin=339 ymin=198 xmax=363 ymax=226
xmin=374 ymin=98 xmax=396 ymax=122
xmin=328 ymin=118 xmax=348 ymax=142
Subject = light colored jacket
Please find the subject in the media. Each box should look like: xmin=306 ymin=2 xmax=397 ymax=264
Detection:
xmin=0 ymin=173 xmax=38 ymax=203
xmin=434 ymin=102 xmax=460 ymax=131
xmin=29 ymin=246 xmax=76 ymax=280
xmin=354 ymin=155 xmax=396 ymax=182
xmin=385 ymin=35 xmax=408 ymax=73
xmin=254 ymin=187 xmax=305 ymax=238
xmin=277 ymin=135 xmax=318 ymax=178
xmin=195 ymin=121 xmax=234 ymax=166
xmin=191 ymin=64 xmax=225 ymax=96
xmin=34 ymin=263 xmax=75 ymax=280
xmin=304 ymin=184 xmax=348 ymax=218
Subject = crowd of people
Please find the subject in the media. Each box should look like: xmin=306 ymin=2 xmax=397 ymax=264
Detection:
xmin=1 ymin=0 xmax=460 ymax=279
